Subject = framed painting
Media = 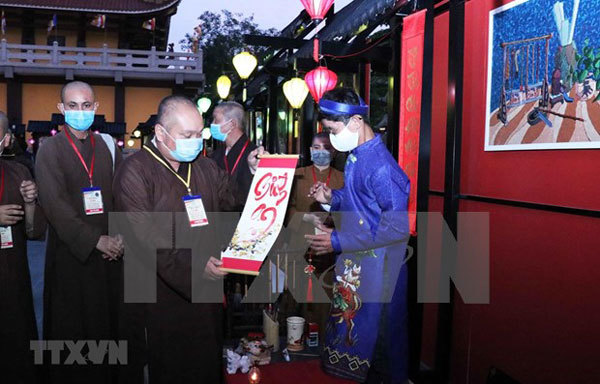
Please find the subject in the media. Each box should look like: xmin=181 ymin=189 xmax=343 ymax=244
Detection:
xmin=485 ymin=0 xmax=600 ymax=150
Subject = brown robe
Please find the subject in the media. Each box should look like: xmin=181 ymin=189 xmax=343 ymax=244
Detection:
xmin=35 ymin=130 xmax=122 ymax=384
xmin=285 ymin=165 xmax=344 ymax=339
xmin=0 ymin=159 xmax=45 ymax=384
xmin=113 ymin=141 xmax=238 ymax=384
xmin=211 ymin=133 xmax=257 ymax=207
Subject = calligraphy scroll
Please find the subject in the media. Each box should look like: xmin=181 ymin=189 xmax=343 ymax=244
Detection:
xmin=398 ymin=9 xmax=426 ymax=236
xmin=220 ymin=155 xmax=299 ymax=275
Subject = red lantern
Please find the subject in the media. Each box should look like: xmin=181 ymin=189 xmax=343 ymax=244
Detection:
xmin=300 ymin=0 xmax=335 ymax=21
xmin=305 ymin=66 xmax=338 ymax=102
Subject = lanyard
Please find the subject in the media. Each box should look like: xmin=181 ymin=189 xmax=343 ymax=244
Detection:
xmin=64 ymin=129 xmax=95 ymax=187
xmin=225 ymin=139 xmax=250 ymax=175
xmin=312 ymin=166 xmax=332 ymax=186
xmin=143 ymin=145 xmax=193 ymax=195
xmin=0 ymin=166 xmax=4 ymax=202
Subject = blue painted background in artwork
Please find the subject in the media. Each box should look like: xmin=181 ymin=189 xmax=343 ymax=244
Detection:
xmin=489 ymin=0 xmax=600 ymax=111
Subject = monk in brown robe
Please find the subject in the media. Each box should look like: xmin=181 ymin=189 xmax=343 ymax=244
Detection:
xmin=0 ymin=111 xmax=45 ymax=383
xmin=35 ymin=81 xmax=123 ymax=383
xmin=210 ymin=101 xmax=257 ymax=206
xmin=113 ymin=96 xmax=240 ymax=383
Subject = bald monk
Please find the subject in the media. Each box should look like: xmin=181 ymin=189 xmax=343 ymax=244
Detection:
xmin=35 ymin=81 xmax=123 ymax=383
xmin=0 ymin=111 xmax=45 ymax=383
xmin=113 ymin=95 xmax=241 ymax=383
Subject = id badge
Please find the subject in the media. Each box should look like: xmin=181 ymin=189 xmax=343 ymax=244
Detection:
xmin=82 ymin=187 xmax=104 ymax=215
xmin=183 ymin=195 xmax=209 ymax=227
xmin=0 ymin=226 xmax=13 ymax=249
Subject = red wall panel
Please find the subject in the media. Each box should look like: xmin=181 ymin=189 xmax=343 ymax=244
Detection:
xmin=450 ymin=201 xmax=600 ymax=383
xmin=460 ymin=0 xmax=600 ymax=211
xmin=425 ymin=0 xmax=600 ymax=382
xmin=429 ymin=12 xmax=449 ymax=192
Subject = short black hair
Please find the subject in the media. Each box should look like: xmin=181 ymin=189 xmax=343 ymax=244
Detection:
xmin=312 ymin=132 xmax=330 ymax=144
xmin=156 ymin=95 xmax=196 ymax=129
xmin=318 ymin=88 xmax=370 ymax=125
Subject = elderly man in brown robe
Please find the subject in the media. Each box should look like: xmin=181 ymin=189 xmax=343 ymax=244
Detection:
xmin=113 ymin=95 xmax=241 ymax=383
xmin=35 ymin=81 xmax=123 ymax=383
xmin=0 ymin=111 xmax=45 ymax=383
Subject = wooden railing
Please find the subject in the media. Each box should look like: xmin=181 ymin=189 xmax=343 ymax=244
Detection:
xmin=0 ymin=40 xmax=203 ymax=81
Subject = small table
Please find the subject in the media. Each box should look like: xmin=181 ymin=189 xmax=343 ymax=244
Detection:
xmin=225 ymin=359 xmax=356 ymax=384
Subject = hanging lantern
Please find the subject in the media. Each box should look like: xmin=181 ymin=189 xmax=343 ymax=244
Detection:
xmin=300 ymin=0 xmax=335 ymax=21
xmin=304 ymin=66 xmax=337 ymax=102
xmin=117 ymin=140 xmax=124 ymax=147
xmin=202 ymin=127 xmax=212 ymax=140
xmin=197 ymin=97 xmax=212 ymax=114
xmin=216 ymin=75 xmax=232 ymax=100
xmin=233 ymin=51 xmax=258 ymax=80
xmin=133 ymin=130 xmax=141 ymax=138
xmin=127 ymin=139 xmax=135 ymax=147
xmin=283 ymin=77 xmax=310 ymax=109
xmin=233 ymin=51 xmax=258 ymax=102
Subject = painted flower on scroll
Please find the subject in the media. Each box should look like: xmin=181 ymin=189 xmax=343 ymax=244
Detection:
xmin=226 ymin=223 xmax=282 ymax=259
xmin=331 ymin=259 xmax=362 ymax=346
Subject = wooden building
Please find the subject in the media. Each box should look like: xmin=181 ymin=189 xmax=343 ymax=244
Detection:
xmin=0 ymin=0 xmax=204 ymax=148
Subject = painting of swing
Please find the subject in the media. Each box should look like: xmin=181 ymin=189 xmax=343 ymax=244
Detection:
xmin=485 ymin=0 xmax=600 ymax=151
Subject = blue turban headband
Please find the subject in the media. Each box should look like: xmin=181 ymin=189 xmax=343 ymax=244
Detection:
xmin=319 ymin=96 xmax=369 ymax=116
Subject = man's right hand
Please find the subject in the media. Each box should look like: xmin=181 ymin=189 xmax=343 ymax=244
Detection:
xmin=308 ymin=182 xmax=332 ymax=204
xmin=96 ymin=235 xmax=123 ymax=260
xmin=247 ymin=146 xmax=269 ymax=174
xmin=0 ymin=204 xmax=24 ymax=226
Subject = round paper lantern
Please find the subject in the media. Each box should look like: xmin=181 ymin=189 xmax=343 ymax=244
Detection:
xmin=304 ymin=66 xmax=337 ymax=102
xmin=127 ymin=139 xmax=135 ymax=147
xmin=232 ymin=51 xmax=258 ymax=80
xmin=216 ymin=75 xmax=232 ymax=100
xmin=300 ymin=0 xmax=335 ymax=21
xmin=197 ymin=97 xmax=212 ymax=114
xmin=283 ymin=77 xmax=310 ymax=109
xmin=133 ymin=130 xmax=141 ymax=138
xmin=202 ymin=127 xmax=212 ymax=140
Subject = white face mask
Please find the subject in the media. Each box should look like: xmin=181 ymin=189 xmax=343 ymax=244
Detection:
xmin=329 ymin=120 xmax=359 ymax=152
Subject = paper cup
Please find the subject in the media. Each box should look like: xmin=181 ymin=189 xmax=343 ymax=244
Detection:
xmin=286 ymin=316 xmax=305 ymax=351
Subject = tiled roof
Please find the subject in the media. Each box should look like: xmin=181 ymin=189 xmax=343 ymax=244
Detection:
xmin=0 ymin=0 xmax=180 ymax=14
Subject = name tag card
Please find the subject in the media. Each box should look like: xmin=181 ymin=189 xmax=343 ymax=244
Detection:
xmin=82 ymin=187 xmax=104 ymax=215
xmin=183 ymin=195 xmax=209 ymax=228
xmin=0 ymin=226 xmax=13 ymax=249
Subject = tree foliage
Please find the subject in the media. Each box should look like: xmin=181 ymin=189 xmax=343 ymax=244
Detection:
xmin=180 ymin=10 xmax=279 ymax=101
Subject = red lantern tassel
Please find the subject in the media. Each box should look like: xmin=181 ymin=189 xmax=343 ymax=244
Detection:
xmin=307 ymin=275 xmax=313 ymax=303
xmin=313 ymin=38 xmax=319 ymax=63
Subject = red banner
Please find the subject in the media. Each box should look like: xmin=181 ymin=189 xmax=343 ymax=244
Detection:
xmin=398 ymin=9 xmax=426 ymax=236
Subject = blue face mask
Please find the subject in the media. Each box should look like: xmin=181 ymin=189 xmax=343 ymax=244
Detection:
xmin=311 ymin=149 xmax=331 ymax=167
xmin=210 ymin=119 xmax=232 ymax=142
xmin=161 ymin=128 xmax=203 ymax=163
xmin=64 ymin=110 xmax=95 ymax=131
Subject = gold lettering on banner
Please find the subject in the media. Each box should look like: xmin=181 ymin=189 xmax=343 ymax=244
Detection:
xmin=407 ymin=72 xmax=418 ymax=91
xmin=405 ymin=138 xmax=417 ymax=154
xmin=406 ymin=95 xmax=416 ymax=112
xmin=408 ymin=47 xmax=419 ymax=69
xmin=406 ymin=116 xmax=419 ymax=133
xmin=405 ymin=161 xmax=416 ymax=177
